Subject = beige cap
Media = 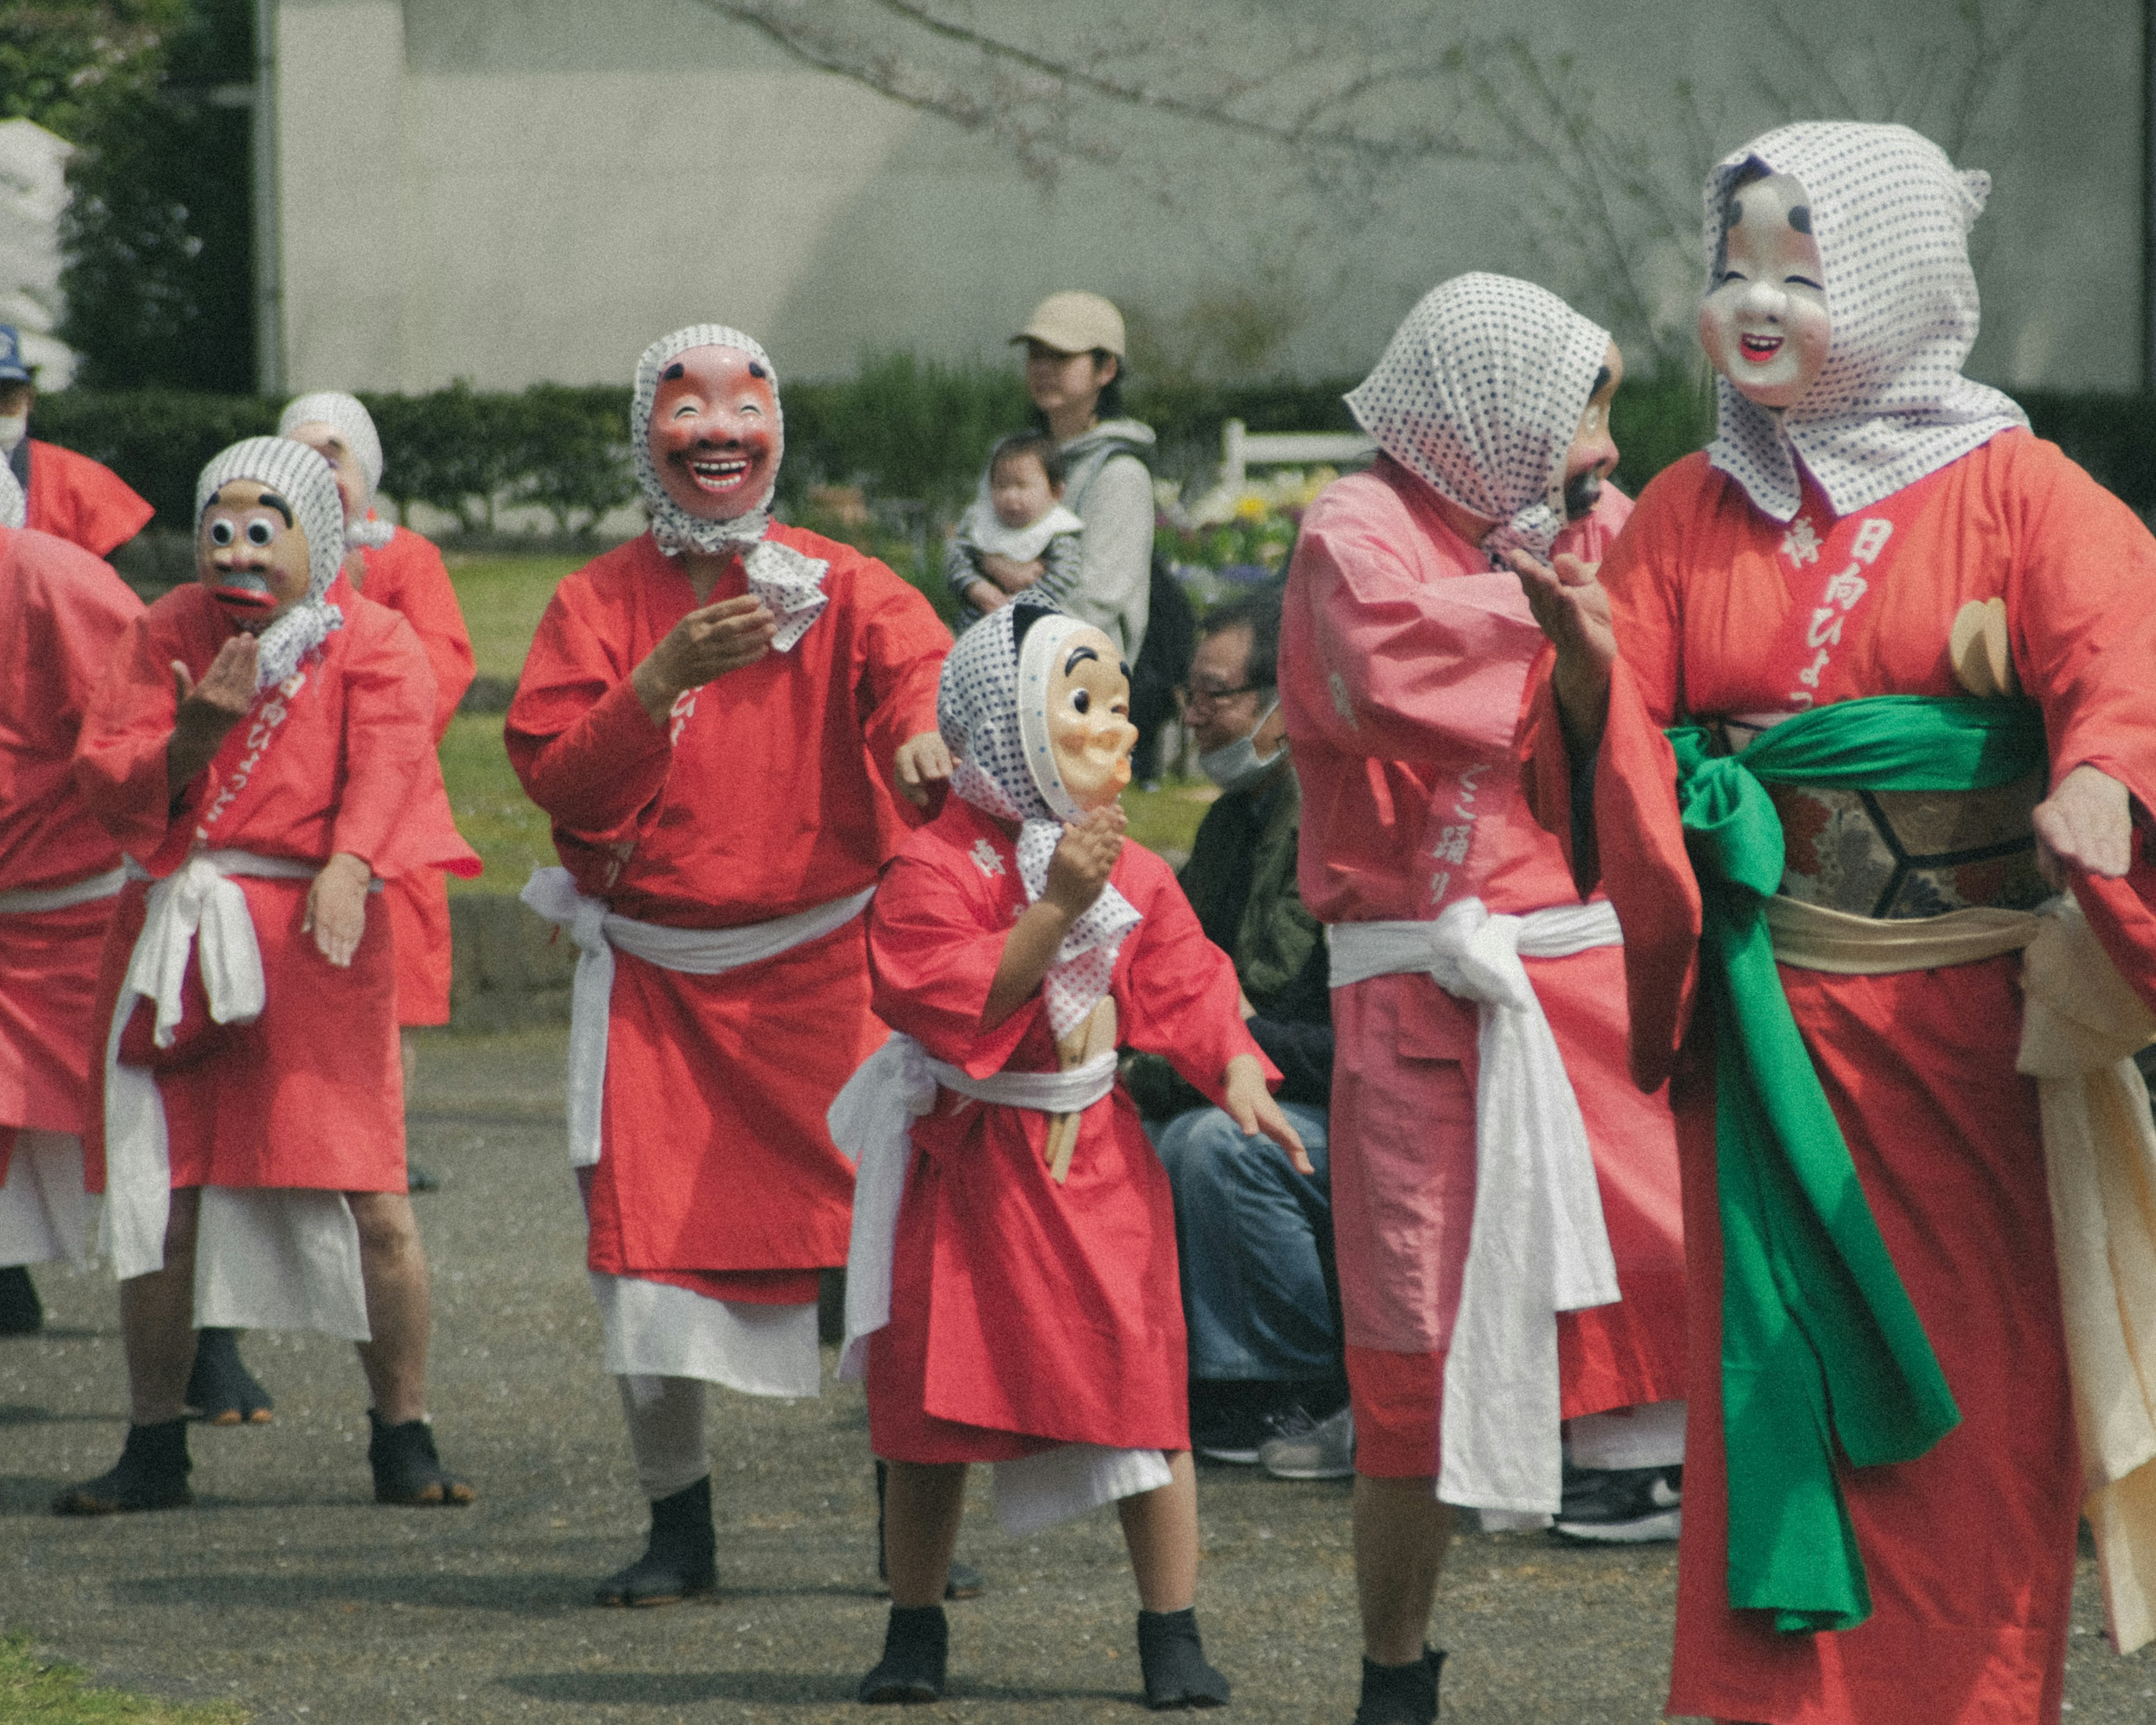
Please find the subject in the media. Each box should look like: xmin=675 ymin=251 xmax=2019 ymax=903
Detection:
xmin=1013 ymin=290 xmax=1126 ymax=358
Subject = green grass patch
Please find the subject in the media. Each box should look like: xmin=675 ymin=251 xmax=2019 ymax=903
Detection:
xmin=441 ymin=712 xmax=553 ymax=896
xmin=1125 ymin=781 xmax=1215 ymax=862
xmin=442 ymin=552 xmax=581 ymax=682
xmin=0 ymin=1633 xmax=246 ymax=1723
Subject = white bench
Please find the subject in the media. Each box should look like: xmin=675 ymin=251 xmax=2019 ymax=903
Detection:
xmin=1218 ymin=419 xmax=1376 ymax=489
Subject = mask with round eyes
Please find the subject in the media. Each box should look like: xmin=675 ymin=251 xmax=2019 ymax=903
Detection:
xmin=197 ymin=478 xmax=315 ymax=624
xmin=1017 ymin=617 xmax=1138 ymax=816
xmin=1698 ymin=171 xmax=1832 ymax=410
xmin=647 ymin=345 xmax=782 ymax=523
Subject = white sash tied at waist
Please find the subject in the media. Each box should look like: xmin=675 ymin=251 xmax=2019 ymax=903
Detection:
xmin=520 ymin=866 xmax=875 ymax=1169
xmin=0 ymin=864 xmax=128 ymax=916
xmin=828 ymin=1030 xmax=1166 ymax=1533
xmin=1771 ymin=890 xmax=2156 ymax=1654
xmin=99 ymin=849 xmax=371 ymax=1341
xmin=1329 ymin=897 xmax=1624 ymax=1515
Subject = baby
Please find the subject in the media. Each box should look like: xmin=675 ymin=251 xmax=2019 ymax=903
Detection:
xmin=943 ymin=431 xmax=1085 ymax=622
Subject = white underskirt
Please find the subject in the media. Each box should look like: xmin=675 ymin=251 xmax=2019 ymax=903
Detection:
xmin=191 ymin=1186 xmax=371 ymax=1340
xmin=990 ymin=1444 xmax=1174 ymax=1536
xmin=588 ymin=1270 xmax=821 ymax=1399
xmin=0 ymin=1129 xmax=97 ymax=1271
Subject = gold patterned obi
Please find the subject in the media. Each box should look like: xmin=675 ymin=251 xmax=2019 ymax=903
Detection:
xmin=1714 ymin=717 xmax=2053 ymax=918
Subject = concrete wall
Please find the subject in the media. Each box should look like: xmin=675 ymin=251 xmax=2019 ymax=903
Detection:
xmin=273 ymin=0 xmax=2144 ymax=394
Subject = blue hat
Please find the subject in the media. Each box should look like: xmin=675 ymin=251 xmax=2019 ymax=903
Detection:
xmin=0 ymin=325 xmax=29 ymax=384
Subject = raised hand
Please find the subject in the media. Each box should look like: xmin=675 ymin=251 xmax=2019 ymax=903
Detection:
xmin=166 ymin=637 xmax=261 ymax=798
xmin=631 ymin=594 xmax=779 ymax=724
xmin=893 ymin=731 xmax=954 ymax=808
xmin=1504 ymin=547 xmax=1617 ymax=756
xmin=1222 ymin=1052 xmax=1313 ymax=1174
xmin=302 ymin=852 xmax=373 ymax=967
xmin=2034 ymin=764 xmax=2135 ymax=884
xmin=1044 ymin=805 xmax=1126 ymax=919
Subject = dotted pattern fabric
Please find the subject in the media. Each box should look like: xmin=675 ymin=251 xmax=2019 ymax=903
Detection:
xmin=936 ymin=599 xmax=1141 ymax=1039
xmin=1702 ymin=121 xmax=2029 ymax=523
xmin=629 ymin=323 xmax=828 ymax=652
xmin=1345 ymin=272 xmax=1611 ymax=563
xmin=277 ymin=391 xmax=395 ymax=550
xmin=194 ymin=436 xmax=348 ymax=690
xmin=0 ymin=456 xmax=22 ymax=529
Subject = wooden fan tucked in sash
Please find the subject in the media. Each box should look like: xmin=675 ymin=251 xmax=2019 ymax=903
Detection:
xmin=1043 ymin=996 xmax=1116 ymax=1183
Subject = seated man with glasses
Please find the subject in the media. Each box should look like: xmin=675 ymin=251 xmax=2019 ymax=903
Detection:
xmin=1125 ymin=585 xmax=1348 ymax=1478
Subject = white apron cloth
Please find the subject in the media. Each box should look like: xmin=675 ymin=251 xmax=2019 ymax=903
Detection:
xmin=1328 ymin=896 xmax=1623 ymax=1515
xmin=99 ymin=850 xmax=372 ymax=1341
xmin=520 ymin=865 xmax=875 ymax=1399
xmin=828 ymin=1030 xmax=1173 ymax=1536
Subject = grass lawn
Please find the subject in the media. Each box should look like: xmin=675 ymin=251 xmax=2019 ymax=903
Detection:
xmin=0 ymin=1634 xmax=245 ymax=1723
xmin=439 ymin=551 xmax=1213 ymax=891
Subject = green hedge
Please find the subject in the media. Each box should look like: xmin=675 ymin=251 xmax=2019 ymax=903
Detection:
xmin=30 ymin=367 xmax=2156 ymax=539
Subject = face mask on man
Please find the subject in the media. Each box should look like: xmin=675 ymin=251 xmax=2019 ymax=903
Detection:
xmin=0 ymin=413 xmax=26 ymax=453
xmin=1198 ymin=699 xmax=1286 ymax=793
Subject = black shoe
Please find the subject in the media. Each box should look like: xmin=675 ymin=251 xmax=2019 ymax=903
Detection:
xmin=52 ymin=1418 xmax=193 ymax=1514
xmin=405 ymin=1161 xmax=442 ymax=1194
xmin=875 ymin=1459 xmax=988 ymax=1599
xmin=596 ymin=1474 xmax=718 ymax=1605
xmin=185 ymin=1327 xmax=274 ymax=1425
xmin=0 ymin=1265 xmax=43 ymax=1335
xmin=1354 ymin=1647 xmax=1445 ymax=1724
xmin=1552 ymin=1463 xmax=1682 ymax=1544
xmin=859 ymin=1603 xmax=948 ymax=1704
xmin=367 ymin=1409 xmax=475 ymax=1505
xmin=1136 ymin=1607 xmax=1230 ymax=1710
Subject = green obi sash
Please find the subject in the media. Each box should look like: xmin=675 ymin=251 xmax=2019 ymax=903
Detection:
xmin=1671 ymin=694 xmax=2049 ymax=1633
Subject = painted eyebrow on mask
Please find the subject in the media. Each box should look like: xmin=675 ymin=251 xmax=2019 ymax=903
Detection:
xmin=661 ymin=362 xmax=686 ymax=382
xmin=1065 ymin=646 xmax=1100 ymax=674
xmin=1592 ymin=365 xmax=1612 ymax=396
xmin=1788 ymin=205 xmax=1813 ymax=234
xmin=204 ymin=490 xmax=294 ymax=528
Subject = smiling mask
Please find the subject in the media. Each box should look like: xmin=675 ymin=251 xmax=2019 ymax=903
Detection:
xmin=630 ymin=323 xmax=829 ymax=650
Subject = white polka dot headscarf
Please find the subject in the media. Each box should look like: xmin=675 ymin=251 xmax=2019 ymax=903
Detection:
xmin=1345 ymin=273 xmax=1611 ymax=564
xmin=195 ymin=436 xmax=348 ymax=690
xmin=937 ymin=597 xmax=1141 ymax=1038
xmin=0 ymin=457 xmax=22 ymax=530
xmin=277 ymin=391 xmax=395 ymax=550
xmin=1702 ymin=122 xmax=2029 ymax=523
xmin=629 ymin=324 xmax=828 ymax=651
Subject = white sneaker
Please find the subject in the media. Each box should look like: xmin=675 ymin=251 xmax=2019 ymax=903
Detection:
xmin=1258 ymin=1404 xmax=1354 ymax=1479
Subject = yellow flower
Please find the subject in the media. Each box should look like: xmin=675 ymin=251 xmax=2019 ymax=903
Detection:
xmin=1233 ymin=493 xmax=1271 ymax=523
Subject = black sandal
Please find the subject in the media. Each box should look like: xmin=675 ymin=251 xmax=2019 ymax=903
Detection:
xmin=367 ymin=1410 xmax=474 ymax=1505
xmin=1353 ymin=1647 xmax=1446 ymax=1724
xmin=186 ymin=1327 xmax=274 ymax=1425
xmin=858 ymin=1604 xmax=948 ymax=1704
xmin=52 ymin=1419 xmax=193 ymax=1515
xmin=1138 ymin=1608 xmax=1230 ymax=1710
xmin=595 ymin=1475 xmax=717 ymax=1606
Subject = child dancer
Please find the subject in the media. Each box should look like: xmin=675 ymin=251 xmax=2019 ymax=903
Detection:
xmin=835 ymin=595 xmax=1307 ymax=1708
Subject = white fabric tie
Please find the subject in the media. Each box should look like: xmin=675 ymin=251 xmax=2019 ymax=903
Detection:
xmin=0 ymin=864 xmax=128 ymax=916
xmin=828 ymin=1030 xmax=1166 ymax=1532
xmin=520 ymin=866 xmax=874 ymax=1169
xmin=99 ymin=849 xmax=371 ymax=1340
xmin=1328 ymin=897 xmax=1624 ymax=1514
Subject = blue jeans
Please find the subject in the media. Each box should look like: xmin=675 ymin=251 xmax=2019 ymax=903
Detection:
xmin=1151 ymin=1101 xmax=1335 ymax=1382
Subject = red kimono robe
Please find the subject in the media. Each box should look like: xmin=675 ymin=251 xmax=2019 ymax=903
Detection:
xmin=1280 ymin=458 xmax=1686 ymax=1475
xmin=74 ymin=577 xmax=479 ymax=1194
xmin=864 ymin=796 xmax=1272 ymax=1461
xmin=357 ymin=523 xmax=476 ymax=1026
xmin=24 ymin=439 xmax=154 ymax=559
xmin=506 ymin=527 xmax=947 ymax=1303
xmin=1525 ymin=430 xmax=2156 ymax=1724
xmin=0 ymin=528 xmax=142 ymax=1169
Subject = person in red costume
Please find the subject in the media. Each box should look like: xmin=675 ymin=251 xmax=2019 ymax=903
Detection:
xmin=0 ymin=460 xmax=141 ymax=1339
xmin=834 ymin=594 xmax=1304 ymax=1707
xmin=279 ymin=391 xmax=476 ymax=1042
xmin=1281 ymin=273 xmax=1687 ymax=1725
xmin=510 ymin=324 xmax=953 ymax=1609
xmin=58 ymin=435 xmax=482 ymax=1516
xmin=0 ymin=325 xmax=155 ymax=559
xmin=1513 ymin=121 xmax=2156 ymax=1725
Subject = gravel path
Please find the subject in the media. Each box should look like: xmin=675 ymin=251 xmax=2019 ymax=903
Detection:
xmin=5 ymin=1025 xmax=2154 ymax=1722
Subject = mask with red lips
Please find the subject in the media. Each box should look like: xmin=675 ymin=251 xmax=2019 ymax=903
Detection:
xmin=647 ymin=346 xmax=780 ymax=522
